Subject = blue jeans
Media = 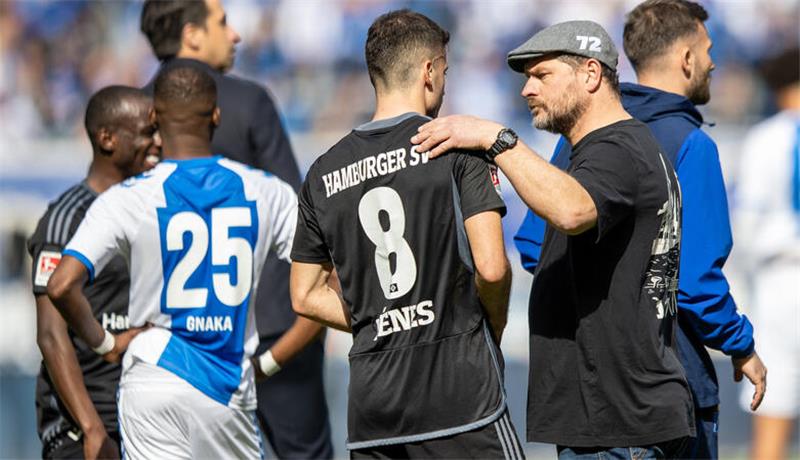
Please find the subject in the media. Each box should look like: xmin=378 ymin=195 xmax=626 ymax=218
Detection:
xmin=557 ymin=437 xmax=688 ymax=460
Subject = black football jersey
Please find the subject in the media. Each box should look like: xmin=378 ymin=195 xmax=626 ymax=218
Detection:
xmin=27 ymin=181 xmax=130 ymax=442
xmin=292 ymin=113 xmax=508 ymax=448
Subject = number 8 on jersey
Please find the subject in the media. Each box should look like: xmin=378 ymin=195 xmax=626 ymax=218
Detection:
xmin=358 ymin=187 xmax=417 ymax=300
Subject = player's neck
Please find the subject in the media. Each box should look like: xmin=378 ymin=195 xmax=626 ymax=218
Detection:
xmin=636 ymin=70 xmax=689 ymax=100
xmin=160 ymin=134 xmax=214 ymax=160
xmin=86 ymin=163 xmax=124 ymax=194
xmin=372 ymin=90 xmax=427 ymax=122
xmin=566 ymin=96 xmax=631 ymax=146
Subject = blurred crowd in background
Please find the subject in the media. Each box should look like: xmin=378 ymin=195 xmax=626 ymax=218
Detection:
xmin=0 ymin=0 xmax=798 ymax=458
xmin=1 ymin=0 xmax=797 ymax=141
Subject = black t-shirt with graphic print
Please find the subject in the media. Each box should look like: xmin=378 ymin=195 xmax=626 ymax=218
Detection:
xmin=27 ymin=181 xmax=129 ymax=444
xmin=527 ymin=119 xmax=695 ymax=447
xmin=292 ymin=113 xmax=507 ymax=449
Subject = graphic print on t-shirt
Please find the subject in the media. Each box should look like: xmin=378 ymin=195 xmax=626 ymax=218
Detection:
xmin=645 ymin=153 xmax=682 ymax=319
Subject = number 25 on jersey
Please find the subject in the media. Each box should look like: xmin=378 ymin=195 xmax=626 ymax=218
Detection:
xmin=163 ymin=207 xmax=254 ymax=309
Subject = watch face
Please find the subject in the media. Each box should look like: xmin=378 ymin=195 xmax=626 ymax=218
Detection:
xmin=500 ymin=130 xmax=517 ymax=146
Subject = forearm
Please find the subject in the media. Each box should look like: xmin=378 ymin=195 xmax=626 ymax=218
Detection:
xmin=36 ymin=298 xmax=106 ymax=434
xmin=39 ymin=334 xmax=106 ymax=433
xmin=475 ymin=270 xmax=511 ymax=344
xmin=495 ymin=143 xmax=596 ymax=234
xmin=679 ymin=291 xmax=755 ymax=357
xmin=294 ymin=286 xmax=351 ymax=332
xmin=291 ymin=262 xmax=352 ymax=332
xmin=267 ymin=316 xmax=325 ymax=366
xmin=411 ymin=115 xmax=596 ymax=233
xmin=51 ymin=287 xmax=105 ymax=348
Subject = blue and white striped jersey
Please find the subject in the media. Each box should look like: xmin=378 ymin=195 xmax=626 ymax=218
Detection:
xmin=65 ymin=156 xmax=297 ymax=409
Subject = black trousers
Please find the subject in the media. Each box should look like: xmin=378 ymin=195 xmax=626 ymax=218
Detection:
xmin=256 ymin=338 xmax=333 ymax=459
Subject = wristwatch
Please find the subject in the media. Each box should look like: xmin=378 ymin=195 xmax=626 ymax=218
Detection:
xmin=486 ymin=128 xmax=518 ymax=161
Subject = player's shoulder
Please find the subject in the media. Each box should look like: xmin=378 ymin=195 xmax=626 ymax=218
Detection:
xmin=685 ymin=127 xmax=718 ymax=151
xmin=740 ymin=111 xmax=798 ymax=165
xmin=119 ymin=162 xmax=174 ymax=190
xmin=217 ymin=157 xmax=295 ymax=194
xmin=316 ymin=113 xmax=430 ymax=166
xmin=745 ymin=111 xmax=796 ymax=142
xmin=221 ymin=73 xmax=271 ymax=100
xmin=47 ymin=182 xmax=94 ymax=213
xmin=30 ymin=182 xmax=96 ymax=247
xmin=97 ymin=162 xmax=176 ymax=210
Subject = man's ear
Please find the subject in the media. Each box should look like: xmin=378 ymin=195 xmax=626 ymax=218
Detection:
xmin=182 ymin=22 xmax=203 ymax=51
xmin=423 ymin=59 xmax=435 ymax=89
xmin=212 ymin=106 xmax=221 ymax=127
xmin=585 ymin=59 xmax=603 ymax=93
xmin=96 ymin=127 xmax=115 ymax=155
xmin=148 ymin=106 xmax=157 ymax=126
xmin=681 ymin=46 xmax=693 ymax=80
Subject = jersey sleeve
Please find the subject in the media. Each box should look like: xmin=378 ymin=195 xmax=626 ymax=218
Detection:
xmin=63 ymin=189 xmax=128 ymax=283
xmin=27 ymin=212 xmax=64 ymax=295
xmin=290 ymin=175 xmax=331 ymax=264
xmin=453 ymin=153 xmax=506 ymax=219
xmin=265 ymin=176 xmax=298 ymax=263
xmin=570 ymin=141 xmax=637 ymax=241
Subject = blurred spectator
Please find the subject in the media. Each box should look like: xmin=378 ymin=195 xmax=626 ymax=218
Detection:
xmin=736 ymin=46 xmax=800 ymax=460
xmin=2 ymin=0 xmax=797 ymax=141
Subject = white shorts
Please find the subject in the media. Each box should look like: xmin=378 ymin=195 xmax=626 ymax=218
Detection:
xmin=739 ymin=264 xmax=800 ymax=418
xmin=118 ymin=359 xmax=263 ymax=460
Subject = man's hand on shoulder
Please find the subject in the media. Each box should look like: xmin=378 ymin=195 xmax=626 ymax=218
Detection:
xmin=411 ymin=115 xmax=503 ymax=158
xmin=733 ymin=351 xmax=767 ymax=411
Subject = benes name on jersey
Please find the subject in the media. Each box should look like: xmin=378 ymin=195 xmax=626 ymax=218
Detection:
xmin=322 ymin=147 xmax=430 ymax=198
xmin=374 ymin=300 xmax=435 ymax=341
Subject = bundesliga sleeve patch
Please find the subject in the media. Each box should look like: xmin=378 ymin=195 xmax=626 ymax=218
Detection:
xmin=489 ymin=165 xmax=502 ymax=195
xmin=34 ymin=250 xmax=62 ymax=288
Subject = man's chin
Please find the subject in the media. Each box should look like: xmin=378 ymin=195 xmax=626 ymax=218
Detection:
xmin=531 ymin=115 xmax=549 ymax=130
xmin=690 ymin=90 xmax=710 ymax=105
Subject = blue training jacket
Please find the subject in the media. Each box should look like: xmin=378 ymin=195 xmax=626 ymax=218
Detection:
xmin=514 ymin=82 xmax=755 ymax=408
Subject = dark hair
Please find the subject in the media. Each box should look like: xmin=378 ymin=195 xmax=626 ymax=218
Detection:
xmin=365 ymin=9 xmax=450 ymax=90
xmin=140 ymin=0 xmax=209 ymax=61
xmin=760 ymin=47 xmax=800 ymax=93
xmin=84 ymin=86 xmax=149 ymax=149
xmin=623 ymin=0 xmax=709 ymax=73
xmin=557 ymin=54 xmax=620 ymax=97
xmin=153 ymin=65 xmax=217 ymax=117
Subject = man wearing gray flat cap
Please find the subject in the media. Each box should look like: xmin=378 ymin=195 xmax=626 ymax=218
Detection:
xmin=412 ymin=20 xmax=695 ymax=459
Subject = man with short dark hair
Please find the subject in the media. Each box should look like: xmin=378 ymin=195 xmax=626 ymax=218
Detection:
xmin=29 ymin=86 xmax=157 ymax=460
xmin=139 ymin=1 xmax=333 ymax=458
xmin=413 ymin=20 xmax=695 ymax=458
xmin=48 ymin=64 xmax=299 ymax=459
xmin=291 ymin=9 xmax=523 ymax=458
xmin=513 ymin=3 xmax=767 ymax=458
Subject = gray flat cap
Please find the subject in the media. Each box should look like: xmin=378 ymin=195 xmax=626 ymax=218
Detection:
xmin=507 ymin=20 xmax=618 ymax=73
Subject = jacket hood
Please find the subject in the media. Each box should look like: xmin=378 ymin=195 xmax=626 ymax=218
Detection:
xmin=620 ymin=82 xmax=703 ymax=127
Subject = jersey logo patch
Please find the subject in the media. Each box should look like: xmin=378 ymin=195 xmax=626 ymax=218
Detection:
xmin=35 ymin=250 xmax=62 ymax=288
xmin=489 ymin=165 xmax=502 ymax=195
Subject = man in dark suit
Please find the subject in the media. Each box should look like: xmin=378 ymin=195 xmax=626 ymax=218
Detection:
xmin=140 ymin=1 xmax=333 ymax=458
